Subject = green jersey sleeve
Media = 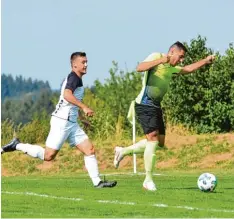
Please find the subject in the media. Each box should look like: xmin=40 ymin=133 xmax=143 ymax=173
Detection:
xmin=171 ymin=66 xmax=182 ymax=74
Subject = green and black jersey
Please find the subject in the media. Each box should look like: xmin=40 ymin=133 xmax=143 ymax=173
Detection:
xmin=136 ymin=53 xmax=182 ymax=105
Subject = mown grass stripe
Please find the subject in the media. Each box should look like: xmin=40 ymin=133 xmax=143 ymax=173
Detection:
xmin=2 ymin=190 xmax=234 ymax=213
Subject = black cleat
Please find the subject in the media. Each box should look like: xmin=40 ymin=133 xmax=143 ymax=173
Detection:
xmin=1 ymin=138 xmax=20 ymax=154
xmin=95 ymin=180 xmax=117 ymax=188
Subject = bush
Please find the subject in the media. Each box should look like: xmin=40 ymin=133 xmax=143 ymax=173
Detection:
xmin=1 ymin=111 xmax=50 ymax=144
xmin=163 ymin=36 xmax=234 ymax=133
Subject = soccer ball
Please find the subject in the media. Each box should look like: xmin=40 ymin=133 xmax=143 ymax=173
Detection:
xmin=197 ymin=173 xmax=217 ymax=192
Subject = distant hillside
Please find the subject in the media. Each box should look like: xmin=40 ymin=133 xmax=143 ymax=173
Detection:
xmin=1 ymin=74 xmax=59 ymax=124
xmin=1 ymin=73 xmax=51 ymax=100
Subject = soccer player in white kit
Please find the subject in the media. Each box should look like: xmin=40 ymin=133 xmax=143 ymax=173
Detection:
xmin=1 ymin=52 xmax=117 ymax=188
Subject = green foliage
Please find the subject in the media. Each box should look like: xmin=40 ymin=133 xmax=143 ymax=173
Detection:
xmin=83 ymin=62 xmax=143 ymax=139
xmin=1 ymin=119 xmax=16 ymax=145
xmin=18 ymin=111 xmax=51 ymax=143
xmin=1 ymin=89 xmax=58 ymax=124
xmin=163 ymin=36 xmax=234 ymax=133
xmin=1 ymin=111 xmax=50 ymax=145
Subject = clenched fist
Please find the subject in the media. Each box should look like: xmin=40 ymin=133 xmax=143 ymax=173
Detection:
xmin=205 ymin=55 xmax=215 ymax=64
xmin=83 ymin=107 xmax=94 ymax=117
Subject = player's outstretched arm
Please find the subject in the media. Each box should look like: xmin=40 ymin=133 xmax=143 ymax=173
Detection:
xmin=180 ymin=55 xmax=215 ymax=74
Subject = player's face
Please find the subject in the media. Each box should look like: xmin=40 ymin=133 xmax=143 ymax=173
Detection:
xmin=169 ymin=49 xmax=185 ymax=66
xmin=73 ymin=56 xmax=88 ymax=74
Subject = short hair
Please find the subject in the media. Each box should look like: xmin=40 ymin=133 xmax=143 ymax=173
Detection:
xmin=70 ymin=52 xmax=86 ymax=65
xmin=169 ymin=41 xmax=188 ymax=53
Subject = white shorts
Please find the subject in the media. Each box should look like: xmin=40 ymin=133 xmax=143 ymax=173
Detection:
xmin=45 ymin=116 xmax=88 ymax=150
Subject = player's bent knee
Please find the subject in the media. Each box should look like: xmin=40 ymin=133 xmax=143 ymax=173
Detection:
xmin=146 ymin=131 xmax=159 ymax=141
xmin=84 ymin=146 xmax=95 ymax=156
xmin=76 ymin=139 xmax=96 ymax=156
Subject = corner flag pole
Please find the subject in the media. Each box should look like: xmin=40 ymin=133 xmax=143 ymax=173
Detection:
xmin=132 ymin=106 xmax=137 ymax=173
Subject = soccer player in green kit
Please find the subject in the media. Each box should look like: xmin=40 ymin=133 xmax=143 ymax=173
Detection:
xmin=114 ymin=41 xmax=215 ymax=191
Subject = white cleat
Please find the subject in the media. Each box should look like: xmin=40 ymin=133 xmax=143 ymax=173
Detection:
xmin=143 ymin=181 xmax=157 ymax=191
xmin=114 ymin=146 xmax=124 ymax=169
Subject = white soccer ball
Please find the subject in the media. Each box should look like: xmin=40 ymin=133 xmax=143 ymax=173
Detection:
xmin=197 ymin=173 xmax=217 ymax=192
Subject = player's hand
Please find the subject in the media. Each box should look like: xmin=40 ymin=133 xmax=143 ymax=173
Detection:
xmin=83 ymin=107 xmax=94 ymax=117
xmin=205 ymin=55 xmax=215 ymax=64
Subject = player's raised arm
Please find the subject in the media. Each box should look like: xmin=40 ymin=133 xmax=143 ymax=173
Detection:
xmin=180 ymin=55 xmax=215 ymax=74
xmin=136 ymin=55 xmax=169 ymax=72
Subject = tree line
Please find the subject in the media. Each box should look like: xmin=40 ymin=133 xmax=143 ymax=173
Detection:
xmin=1 ymin=74 xmax=51 ymax=101
xmin=1 ymin=74 xmax=58 ymax=124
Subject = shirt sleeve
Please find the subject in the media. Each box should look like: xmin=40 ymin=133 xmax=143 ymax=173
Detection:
xmin=171 ymin=66 xmax=182 ymax=74
xmin=143 ymin=53 xmax=162 ymax=62
xmin=65 ymin=73 xmax=83 ymax=93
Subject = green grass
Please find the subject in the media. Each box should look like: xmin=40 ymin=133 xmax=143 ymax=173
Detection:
xmin=2 ymin=171 xmax=234 ymax=218
xmin=1 ymin=132 xmax=234 ymax=217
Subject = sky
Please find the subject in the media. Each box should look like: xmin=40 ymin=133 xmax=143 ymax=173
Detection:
xmin=2 ymin=0 xmax=234 ymax=90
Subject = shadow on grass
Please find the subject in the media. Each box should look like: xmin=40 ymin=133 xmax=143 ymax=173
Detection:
xmin=163 ymin=187 xmax=234 ymax=195
xmin=163 ymin=187 xmax=231 ymax=193
xmin=163 ymin=187 xmax=198 ymax=190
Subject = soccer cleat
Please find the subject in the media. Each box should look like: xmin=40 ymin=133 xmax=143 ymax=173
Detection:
xmin=114 ymin=146 xmax=124 ymax=168
xmin=95 ymin=180 xmax=117 ymax=188
xmin=143 ymin=181 xmax=157 ymax=191
xmin=1 ymin=138 xmax=20 ymax=154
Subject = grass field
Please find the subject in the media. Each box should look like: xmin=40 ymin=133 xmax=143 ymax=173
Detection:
xmin=1 ymin=171 xmax=234 ymax=218
xmin=2 ymin=132 xmax=234 ymax=217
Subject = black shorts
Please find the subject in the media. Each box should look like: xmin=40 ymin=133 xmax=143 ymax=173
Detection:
xmin=135 ymin=103 xmax=165 ymax=135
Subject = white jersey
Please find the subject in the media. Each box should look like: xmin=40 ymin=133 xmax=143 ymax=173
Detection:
xmin=52 ymin=72 xmax=84 ymax=122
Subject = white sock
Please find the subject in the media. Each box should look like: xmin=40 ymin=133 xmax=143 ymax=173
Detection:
xmin=144 ymin=141 xmax=158 ymax=182
xmin=84 ymin=155 xmax=101 ymax=186
xmin=16 ymin=143 xmax=45 ymax=160
xmin=122 ymin=139 xmax=147 ymax=156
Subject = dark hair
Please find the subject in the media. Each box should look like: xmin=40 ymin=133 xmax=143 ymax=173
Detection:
xmin=169 ymin=41 xmax=188 ymax=53
xmin=70 ymin=52 xmax=86 ymax=65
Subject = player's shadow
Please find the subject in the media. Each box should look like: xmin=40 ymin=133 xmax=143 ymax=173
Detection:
xmin=163 ymin=187 xmax=198 ymax=190
xmin=164 ymin=187 xmax=233 ymax=194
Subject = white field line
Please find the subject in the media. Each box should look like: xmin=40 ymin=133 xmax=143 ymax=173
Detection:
xmin=2 ymin=191 xmax=82 ymax=201
xmin=2 ymin=191 xmax=234 ymax=213
xmin=98 ymin=200 xmax=135 ymax=205
xmin=99 ymin=172 xmax=164 ymax=176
